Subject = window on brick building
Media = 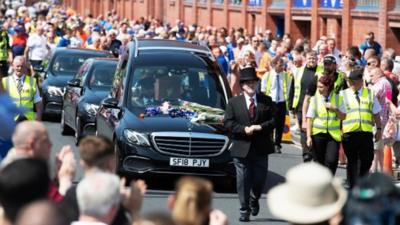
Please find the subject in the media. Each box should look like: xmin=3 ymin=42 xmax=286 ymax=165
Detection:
xmin=230 ymin=0 xmax=242 ymax=5
xmin=213 ymin=0 xmax=224 ymax=4
xmin=355 ymin=0 xmax=379 ymax=10
xmin=198 ymin=0 xmax=207 ymax=4
xmin=270 ymin=0 xmax=285 ymax=8
xmin=396 ymin=0 xmax=400 ymax=10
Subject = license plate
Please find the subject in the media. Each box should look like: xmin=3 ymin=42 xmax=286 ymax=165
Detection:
xmin=169 ymin=157 xmax=209 ymax=168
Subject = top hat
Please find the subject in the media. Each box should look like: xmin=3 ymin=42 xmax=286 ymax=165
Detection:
xmin=239 ymin=67 xmax=258 ymax=83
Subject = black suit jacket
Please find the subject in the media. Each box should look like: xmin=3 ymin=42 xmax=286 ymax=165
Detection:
xmin=224 ymin=93 xmax=276 ymax=158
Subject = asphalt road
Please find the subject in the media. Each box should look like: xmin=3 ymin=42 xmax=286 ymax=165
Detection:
xmin=44 ymin=120 xmax=346 ymax=225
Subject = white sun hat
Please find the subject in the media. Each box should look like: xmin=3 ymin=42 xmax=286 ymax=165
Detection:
xmin=267 ymin=162 xmax=348 ymax=224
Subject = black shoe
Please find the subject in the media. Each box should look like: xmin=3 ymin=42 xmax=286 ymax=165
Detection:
xmin=275 ymin=145 xmax=282 ymax=154
xmin=239 ymin=212 xmax=250 ymax=222
xmin=250 ymin=199 xmax=260 ymax=216
xmin=303 ymin=153 xmax=313 ymax=162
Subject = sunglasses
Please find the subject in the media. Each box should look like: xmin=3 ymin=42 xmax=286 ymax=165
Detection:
xmin=367 ymin=62 xmax=376 ymax=66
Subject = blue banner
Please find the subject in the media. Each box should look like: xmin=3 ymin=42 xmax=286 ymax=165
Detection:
xmin=293 ymin=0 xmax=311 ymax=7
xmin=320 ymin=0 xmax=343 ymax=8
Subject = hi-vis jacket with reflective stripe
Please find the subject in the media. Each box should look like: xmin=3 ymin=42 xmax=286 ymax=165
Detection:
xmin=340 ymin=87 xmax=374 ymax=133
xmin=309 ymin=92 xmax=342 ymax=142
xmin=2 ymin=76 xmax=36 ymax=120
xmin=261 ymin=70 xmax=291 ymax=110
xmin=292 ymin=65 xmax=324 ymax=109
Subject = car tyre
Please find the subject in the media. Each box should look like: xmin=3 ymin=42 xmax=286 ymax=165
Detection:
xmin=74 ymin=117 xmax=81 ymax=145
xmin=60 ymin=109 xmax=73 ymax=135
xmin=114 ymin=141 xmax=123 ymax=175
xmin=41 ymin=103 xmax=49 ymax=121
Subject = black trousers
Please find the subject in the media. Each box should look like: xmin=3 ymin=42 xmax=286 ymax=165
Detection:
xmin=0 ymin=60 xmax=8 ymax=78
xmin=234 ymin=154 xmax=268 ymax=213
xmin=296 ymin=110 xmax=313 ymax=161
xmin=30 ymin=60 xmax=43 ymax=68
xmin=312 ymin=133 xmax=339 ymax=175
xmin=342 ymin=131 xmax=374 ymax=188
xmin=273 ymin=102 xmax=286 ymax=147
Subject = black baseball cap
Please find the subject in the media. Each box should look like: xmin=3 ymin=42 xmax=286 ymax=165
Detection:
xmin=323 ymin=55 xmax=336 ymax=65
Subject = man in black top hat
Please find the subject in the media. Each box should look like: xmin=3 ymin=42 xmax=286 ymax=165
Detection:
xmin=224 ymin=67 xmax=276 ymax=222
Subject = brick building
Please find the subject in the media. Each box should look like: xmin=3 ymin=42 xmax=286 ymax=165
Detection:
xmin=62 ymin=0 xmax=400 ymax=52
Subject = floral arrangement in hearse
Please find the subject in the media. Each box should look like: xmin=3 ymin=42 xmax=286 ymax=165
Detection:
xmin=141 ymin=100 xmax=225 ymax=124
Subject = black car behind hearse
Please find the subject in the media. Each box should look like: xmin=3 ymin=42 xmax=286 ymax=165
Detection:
xmin=96 ymin=39 xmax=235 ymax=182
xmin=41 ymin=48 xmax=112 ymax=119
xmin=61 ymin=58 xmax=118 ymax=144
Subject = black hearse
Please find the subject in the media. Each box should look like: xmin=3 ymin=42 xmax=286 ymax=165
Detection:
xmin=96 ymin=39 xmax=235 ymax=181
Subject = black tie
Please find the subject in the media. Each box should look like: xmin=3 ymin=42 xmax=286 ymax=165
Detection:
xmin=355 ymin=91 xmax=360 ymax=103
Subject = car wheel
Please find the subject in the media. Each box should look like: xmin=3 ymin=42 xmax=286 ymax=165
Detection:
xmin=60 ymin=109 xmax=73 ymax=135
xmin=74 ymin=117 xmax=81 ymax=145
xmin=114 ymin=141 xmax=123 ymax=175
xmin=41 ymin=102 xmax=48 ymax=121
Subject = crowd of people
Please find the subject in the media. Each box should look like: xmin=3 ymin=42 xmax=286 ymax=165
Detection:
xmin=1 ymin=2 xmax=400 ymax=225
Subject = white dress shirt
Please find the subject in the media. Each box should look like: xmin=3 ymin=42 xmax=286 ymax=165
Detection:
xmin=244 ymin=93 xmax=257 ymax=110
xmin=267 ymin=70 xmax=285 ymax=103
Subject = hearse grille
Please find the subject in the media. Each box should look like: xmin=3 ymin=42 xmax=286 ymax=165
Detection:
xmin=151 ymin=132 xmax=228 ymax=157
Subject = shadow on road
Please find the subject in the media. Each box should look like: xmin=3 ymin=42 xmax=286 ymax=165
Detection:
xmin=124 ymin=169 xmax=285 ymax=195
xmin=43 ymin=114 xmax=61 ymax=122
xmin=251 ymin=218 xmax=287 ymax=223
xmin=263 ymin=171 xmax=285 ymax=193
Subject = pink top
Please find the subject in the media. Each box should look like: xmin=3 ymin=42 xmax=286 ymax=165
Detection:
xmin=371 ymin=77 xmax=392 ymax=126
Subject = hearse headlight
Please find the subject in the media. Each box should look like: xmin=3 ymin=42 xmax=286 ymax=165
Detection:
xmin=47 ymin=85 xmax=64 ymax=96
xmin=123 ymin=129 xmax=150 ymax=146
xmin=83 ymin=103 xmax=99 ymax=116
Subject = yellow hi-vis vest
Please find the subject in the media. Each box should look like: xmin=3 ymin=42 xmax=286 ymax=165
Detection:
xmin=262 ymin=70 xmax=291 ymax=110
xmin=292 ymin=64 xmax=324 ymax=109
xmin=2 ymin=76 xmax=37 ymax=120
xmin=0 ymin=31 xmax=8 ymax=61
xmin=315 ymin=71 xmax=345 ymax=94
xmin=341 ymin=87 xmax=374 ymax=133
xmin=310 ymin=92 xmax=342 ymax=142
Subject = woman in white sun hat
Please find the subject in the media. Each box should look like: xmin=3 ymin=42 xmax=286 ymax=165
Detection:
xmin=267 ymin=162 xmax=347 ymax=225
